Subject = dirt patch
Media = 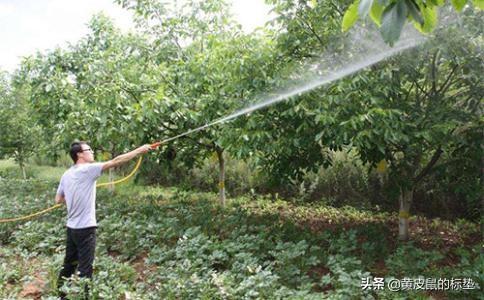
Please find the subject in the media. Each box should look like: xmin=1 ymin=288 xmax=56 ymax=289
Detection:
xmin=307 ymin=265 xmax=332 ymax=293
xmin=369 ymin=259 xmax=388 ymax=277
xmin=107 ymin=249 xmax=122 ymax=258
xmin=308 ymin=264 xmax=330 ymax=279
xmin=309 ymin=266 xmax=332 ymax=292
xmin=19 ymin=277 xmax=45 ymax=300
xmin=425 ymin=290 xmax=449 ymax=300
xmin=130 ymin=252 xmax=157 ymax=282
xmin=254 ymin=203 xmax=479 ymax=251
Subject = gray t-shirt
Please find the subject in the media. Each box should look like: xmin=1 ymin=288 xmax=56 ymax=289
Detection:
xmin=56 ymin=163 xmax=104 ymax=229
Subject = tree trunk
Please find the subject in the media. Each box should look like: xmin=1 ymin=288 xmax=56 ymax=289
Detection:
xmin=398 ymin=188 xmax=413 ymax=241
xmin=108 ymin=147 xmax=116 ymax=193
xmin=20 ymin=162 xmax=27 ymax=180
xmin=216 ymin=148 xmax=226 ymax=207
xmin=16 ymin=151 xmax=27 ymax=180
xmin=108 ymin=168 xmax=115 ymax=193
xmin=481 ymin=158 xmax=484 ymax=245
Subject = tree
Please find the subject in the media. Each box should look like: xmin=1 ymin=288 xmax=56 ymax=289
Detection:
xmin=14 ymin=1 xmax=277 ymax=202
xmin=61 ymin=14 xmax=159 ymax=189
xmin=225 ymin=0 xmax=350 ymax=183
xmin=242 ymin=5 xmax=482 ymax=240
xmin=0 ymin=71 xmax=41 ymax=179
xmin=116 ymin=0 xmax=277 ymax=205
xmin=18 ymin=14 xmax=157 ymax=188
xmin=324 ymin=34 xmax=481 ymax=240
xmin=342 ymin=0 xmax=484 ymax=45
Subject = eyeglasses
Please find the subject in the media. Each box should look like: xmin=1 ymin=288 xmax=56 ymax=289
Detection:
xmin=80 ymin=148 xmax=93 ymax=153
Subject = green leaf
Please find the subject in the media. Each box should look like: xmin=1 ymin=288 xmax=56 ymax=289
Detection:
xmin=381 ymin=1 xmax=408 ymax=45
xmin=451 ymin=0 xmax=468 ymax=11
xmin=472 ymin=0 xmax=484 ymax=9
xmin=414 ymin=5 xmax=438 ymax=33
xmin=406 ymin=0 xmax=424 ymax=25
xmin=359 ymin=0 xmax=374 ymax=18
xmin=369 ymin=1 xmax=384 ymax=26
xmin=342 ymin=0 xmax=360 ymax=32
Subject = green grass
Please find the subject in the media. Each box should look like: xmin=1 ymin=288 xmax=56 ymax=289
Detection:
xmin=0 ymin=158 xmax=16 ymax=169
xmin=0 ymin=159 xmax=135 ymax=184
xmin=0 ymin=159 xmax=65 ymax=182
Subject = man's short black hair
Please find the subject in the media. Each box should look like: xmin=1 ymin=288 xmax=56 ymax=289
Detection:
xmin=70 ymin=141 xmax=88 ymax=163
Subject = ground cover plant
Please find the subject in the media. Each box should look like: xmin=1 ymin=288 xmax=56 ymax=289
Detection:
xmin=0 ymin=163 xmax=481 ymax=299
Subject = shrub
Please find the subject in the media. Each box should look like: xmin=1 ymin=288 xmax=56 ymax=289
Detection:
xmin=385 ymin=243 xmax=443 ymax=277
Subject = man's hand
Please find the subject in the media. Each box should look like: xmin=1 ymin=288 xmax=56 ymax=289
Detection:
xmin=55 ymin=194 xmax=65 ymax=204
xmin=136 ymin=144 xmax=152 ymax=154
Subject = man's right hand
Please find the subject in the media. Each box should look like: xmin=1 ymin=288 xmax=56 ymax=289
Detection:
xmin=55 ymin=194 xmax=65 ymax=204
xmin=137 ymin=144 xmax=152 ymax=154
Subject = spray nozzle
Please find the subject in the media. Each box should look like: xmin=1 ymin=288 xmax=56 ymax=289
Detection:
xmin=150 ymin=142 xmax=162 ymax=149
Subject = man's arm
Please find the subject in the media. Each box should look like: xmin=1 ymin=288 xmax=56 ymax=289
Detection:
xmin=55 ymin=194 xmax=65 ymax=204
xmin=102 ymin=144 xmax=151 ymax=171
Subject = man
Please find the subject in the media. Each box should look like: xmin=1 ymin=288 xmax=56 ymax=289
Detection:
xmin=55 ymin=141 xmax=151 ymax=298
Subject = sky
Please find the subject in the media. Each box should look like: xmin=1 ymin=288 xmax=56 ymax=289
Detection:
xmin=0 ymin=0 xmax=274 ymax=73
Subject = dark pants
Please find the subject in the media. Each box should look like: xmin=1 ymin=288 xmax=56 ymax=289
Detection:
xmin=58 ymin=227 xmax=96 ymax=299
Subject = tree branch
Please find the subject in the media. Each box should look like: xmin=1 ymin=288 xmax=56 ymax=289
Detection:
xmin=404 ymin=82 xmax=415 ymax=104
xmin=437 ymin=64 xmax=458 ymax=95
xmin=119 ymin=86 xmax=141 ymax=103
xmin=413 ymin=147 xmax=443 ymax=185
xmin=414 ymin=80 xmax=431 ymax=100
xmin=296 ymin=16 xmax=326 ymax=48
xmin=158 ymin=72 xmax=183 ymax=98
xmin=430 ymin=50 xmax=440 ymax=95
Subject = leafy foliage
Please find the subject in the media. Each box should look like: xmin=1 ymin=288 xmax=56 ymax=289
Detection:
xmin=0 ymin=72 xmax=41 ymax=178
xmin=342 ymin=0 xmax=483 ymax=44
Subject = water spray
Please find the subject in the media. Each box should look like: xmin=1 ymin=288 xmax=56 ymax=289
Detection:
xmin=150 ymin=29 xmax=426 ymax=148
